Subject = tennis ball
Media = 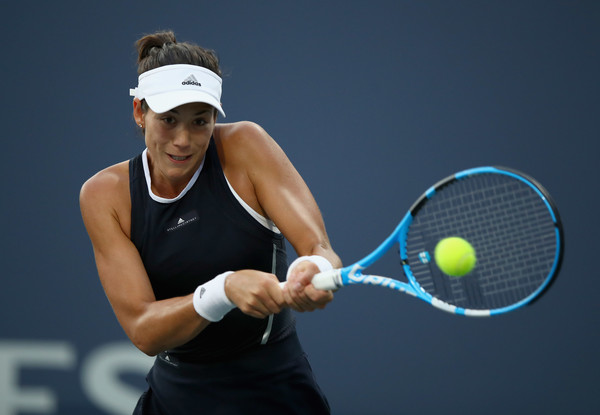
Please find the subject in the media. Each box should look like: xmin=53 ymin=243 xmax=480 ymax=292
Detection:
xmin=434 ymin=237 xmax=477 ymax=277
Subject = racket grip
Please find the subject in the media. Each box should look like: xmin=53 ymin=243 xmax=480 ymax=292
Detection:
xmin=312 ymin=269 xmax=343 ymax=290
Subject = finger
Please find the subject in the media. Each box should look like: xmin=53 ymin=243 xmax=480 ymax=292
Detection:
xmin=307 ymin=289 xmax=334 ymax=309
xmin=254 ymin=292 xmax=284 ymax=316
xmin=282 ymin=283 xmax=313 ymax=312
xmin=288 ymin=261 xmax=319 ymax=285
xmin=304 ymin=284 xmax=334 ymax=303
xmin=288 ymin=283 xmax=317 ymax=310
xmin=282 ymin=285 xmax=305 ymax=311
xmin=240 ymin=299 xmax=280 ymax=318
xmin=293 ymin=283 xmax=334 ymax=311
xmin=252 ymin=277 xmax=286 ymax=315
xmin=266 ymin=278 xmax=286 ymax=308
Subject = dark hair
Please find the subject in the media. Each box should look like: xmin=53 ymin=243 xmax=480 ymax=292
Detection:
xmin=135 ymin=30 xmax=222 ymax=77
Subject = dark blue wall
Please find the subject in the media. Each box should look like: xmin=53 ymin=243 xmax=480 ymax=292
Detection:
xmin=1 ymin=1 xmax=598 ymax=414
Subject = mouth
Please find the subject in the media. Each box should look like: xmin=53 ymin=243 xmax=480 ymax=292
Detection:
xmin=168 ymin=154 xmax=192 ymax=163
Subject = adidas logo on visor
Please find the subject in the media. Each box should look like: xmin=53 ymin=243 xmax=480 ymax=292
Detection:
xmin=182 ymin=74 xmax=201 ymax=87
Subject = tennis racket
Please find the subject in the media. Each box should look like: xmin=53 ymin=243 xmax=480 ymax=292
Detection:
xmin=313 ymin=166 xmax=564 ymax=316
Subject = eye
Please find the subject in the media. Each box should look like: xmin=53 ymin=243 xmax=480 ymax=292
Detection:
xmin=194 ymin=118 xmax=208 ymax=126
xmin=161 ymin=116 xmax=176 ymax=124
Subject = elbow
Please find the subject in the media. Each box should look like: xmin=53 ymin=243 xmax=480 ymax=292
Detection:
xmin=136 ymin=344 xmax=160 ymax=357
xmin=131 ymin=338 xmax=158 ymax=357
xmin=129 ymin=328 xmax=162 ymax=357
xmin=123 ymin=306 xmax=167 ymax=356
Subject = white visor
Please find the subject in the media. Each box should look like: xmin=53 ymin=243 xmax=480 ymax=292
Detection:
xmin=130 ymin=64 xmax=225 ymax=117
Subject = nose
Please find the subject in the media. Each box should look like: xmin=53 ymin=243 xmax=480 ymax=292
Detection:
xmin=172 ymin=126 xmax=192 ymax=148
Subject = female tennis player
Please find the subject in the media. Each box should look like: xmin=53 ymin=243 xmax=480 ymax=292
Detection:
xmin=79 ymin=30 xmax=341 ymax=414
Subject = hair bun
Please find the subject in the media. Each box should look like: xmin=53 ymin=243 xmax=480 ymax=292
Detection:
xmin=136 ymin=31 xmax=177 ymax=64
xmin=134 ymin=30 xmax=221 ymax=77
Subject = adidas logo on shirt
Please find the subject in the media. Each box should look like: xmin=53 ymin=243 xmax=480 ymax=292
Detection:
xmin=182 ymin=74 xmax=201 ymax=87
xmin=166 ymin=211 xmax=199 ymax=232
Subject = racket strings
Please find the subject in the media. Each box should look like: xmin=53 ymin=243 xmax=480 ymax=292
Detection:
xmin=405 ymin=173 xmax=559 ymax=311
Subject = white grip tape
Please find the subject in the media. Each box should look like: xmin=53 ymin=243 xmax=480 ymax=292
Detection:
xmin=312 ymin=269 xmax=343 ymax=290
xmin=286 ymin=255 xmax=334 ymax=282
xmin=192 ymin=271 xmax=236 ymax=322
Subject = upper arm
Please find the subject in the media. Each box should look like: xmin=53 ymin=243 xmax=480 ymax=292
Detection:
xmin=79 ymin=168 xmax=156 ymax=336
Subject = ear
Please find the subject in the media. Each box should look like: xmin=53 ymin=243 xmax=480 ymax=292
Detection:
xmin=133 ymin=98 xmax=145 ymax=126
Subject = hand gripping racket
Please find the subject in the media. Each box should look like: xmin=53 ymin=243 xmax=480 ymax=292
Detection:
xmin=313 ymin=166 xmax=564 ymax=316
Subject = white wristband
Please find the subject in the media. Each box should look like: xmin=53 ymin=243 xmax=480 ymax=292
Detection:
xmin=286 ymin=255 xmax=334 ymax=281
xmin=193 ymin=271 xmax=236 ymax=322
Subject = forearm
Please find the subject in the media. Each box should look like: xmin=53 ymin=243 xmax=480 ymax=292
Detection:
xmin=127 ymin=294 xmax=210 ymax=356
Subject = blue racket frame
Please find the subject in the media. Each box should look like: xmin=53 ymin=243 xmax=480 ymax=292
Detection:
xmin=312 ymin=166 xmax=564 ymax=316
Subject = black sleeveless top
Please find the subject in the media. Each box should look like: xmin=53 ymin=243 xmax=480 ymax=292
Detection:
xmin=129 ymin=138 xmax=295 ymax=362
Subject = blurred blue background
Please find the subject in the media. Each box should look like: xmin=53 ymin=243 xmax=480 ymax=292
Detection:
xmin=1 ymin=1 xmax=598 ymax=414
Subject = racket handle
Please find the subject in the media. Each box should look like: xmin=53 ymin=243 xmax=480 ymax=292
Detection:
xmin=278 ymin=270 xmax=342 ymax=290
xmin=312 ymin=269 xmax=343 ymax=290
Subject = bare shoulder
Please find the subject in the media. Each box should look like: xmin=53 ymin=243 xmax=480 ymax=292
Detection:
xmin=215 ymin=121 xmax=286 ymax=167
xmin=212 ymin=122 xmax=295 ymax=217
xmin=80 ymin=161 xmax=130 ymax=204
xmin=80 ymin=161 xmax=131 ymax=235
xmin=216 ymin=120 xmax=268 ymax=139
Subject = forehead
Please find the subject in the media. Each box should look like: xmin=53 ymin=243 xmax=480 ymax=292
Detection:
xmin=160 ymin=102 xmax=215 ymax=115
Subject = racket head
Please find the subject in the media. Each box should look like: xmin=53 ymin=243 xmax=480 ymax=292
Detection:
xmin=400 ymin=166 xmax=564 ymax=316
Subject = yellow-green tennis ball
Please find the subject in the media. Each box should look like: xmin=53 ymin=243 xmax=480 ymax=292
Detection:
xmin=434 ymin=237 xmax=477 ymax=277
